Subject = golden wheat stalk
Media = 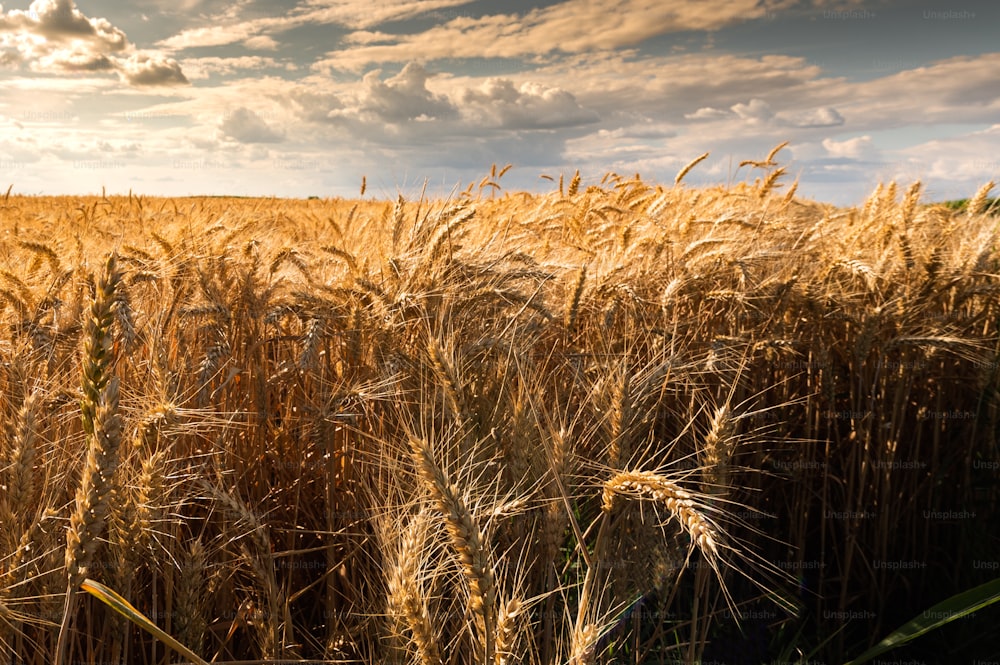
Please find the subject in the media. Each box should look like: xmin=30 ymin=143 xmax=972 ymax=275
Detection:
xmin=56 ymin=253 xmax=124 ymax=665
xmin=409 ymin=437 xmax=496 ymax=664
xmin=700 ymin=404 xmax=735 ymax=494
xmin=967 ymin=181 xmax=995 ymax=215
xmin=387 ymin=511 xmax=442 ymax=665
xmin=758 ymin=166 xmax=787 ymax=200
xmin=569 ymin=622 xmax=600 ymax=665
xmin=494 ymin=597 xmax=522 ymax=665
xmin=564 ymin=264 xmax=588 ymax=332
xmin=602 ymin=470 xmax=719 ymax=561
xmin=81 ymin=579 xmax=209 ymax=665
xmin=6 ymin=392 xmax=40 ymax=520
xmin=675 ymin=152 xmax=710 ymax=186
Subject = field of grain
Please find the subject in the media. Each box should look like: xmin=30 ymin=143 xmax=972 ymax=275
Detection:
xmin=0 ymin=158 xmax=998 ymax=664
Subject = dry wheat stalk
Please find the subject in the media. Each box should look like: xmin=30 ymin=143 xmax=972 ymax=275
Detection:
xmin=409 ymin=437 xmax=496 ymax=664
xmin=901 ymin=181 xmax=922 ymax=220
xmin=5 ymin=392 xmax=40 ymax=522
xmin=386 ymin=510 xmax=442 ymax=665
xmin=539 ymin=425 xmax=571 ymax=578
xmin=675 ymin=152 xmax=709 ymax=186
xmin=56 ymin=254 xmax=124 ymax=665
xmin=606 ymin=369 xmax=632 ymax=470
xmin=569 ymin=623 xmax=599 ymax=665
xmin=427 ymin=335 xmax=470 ymax=427
xmin=602 ymin=470 xmax=719 ymax=561
xmin=568 ymin=170 xmax=581 ymax=197
xmin=135 ymin=450 xmax=167 ymax=554
xmin=967 ymin=181 xmax=995 ymax=215
xmin=758 ymin=167 xmax=786 ymax=200
xmin=765 ymin=140 xmax=790 ymax=165
xmin=783 ymin=178 xmax=800 ymax=203
xmin=494 ymin=597 xmax=522 ymax=665
xmin=205 ymin=480 xmax=288 ymax=656
xmin=700 ymin=404 xmax=735 ymax=494
xmin=175 ymin=539 xmax=208 ymax=656
xmin=564 ymin=265 xmax=587 ymax=332
xmin=862 ymin=182 xmax=883 ymax=221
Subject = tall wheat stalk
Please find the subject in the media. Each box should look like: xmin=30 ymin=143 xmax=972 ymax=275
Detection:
xmin=56 ymin=254 xmax=123 ymax=665
xmin=410 ymin=436 xmax=496 ymax=664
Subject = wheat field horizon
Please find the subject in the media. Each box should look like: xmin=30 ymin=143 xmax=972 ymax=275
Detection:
xmin=0 ymin=158 xmax=998 ymax=664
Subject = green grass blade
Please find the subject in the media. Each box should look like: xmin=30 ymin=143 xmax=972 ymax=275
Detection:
xmin=844 ymin=577 xmax=1000 ymax=665
xmin=80 ymin=578 xmax=209 ymax=665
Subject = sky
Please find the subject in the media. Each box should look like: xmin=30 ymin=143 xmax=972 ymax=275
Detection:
xmin=0 ymin=0 xmax=997 ymax=205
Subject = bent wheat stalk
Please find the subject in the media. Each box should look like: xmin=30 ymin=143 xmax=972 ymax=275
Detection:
xmin=602 ymin=470 xmax=719 ymax=562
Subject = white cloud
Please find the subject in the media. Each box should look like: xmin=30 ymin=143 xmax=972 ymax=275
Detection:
xmin=220 ymin=106 xmax=285 ymax=143
xmin=458 ymin=78 xmax=599 ymax=129
xmin=0 ymin=0 xmax=189 ymax=85
xmin=896 ymin=125 xmax=1000 ymax=185
xmin=822 ymin=135 xmax=877 ymax=160
xmin=7 ymin=0 xmax=128 ymax=49
xmin=315 ymin=0 xmax=780 ymax=71
xmin=338 ymin=62 xmax=456 ymax=123
xmin=777 ymin=106 xmax=844 ymax=128
xmin=244 ymin=35 xmax=278 ymax=50
xmin=157 ymin=22 xmax=260 ymax=50
xmin=34 ymin=44 xmax=114 ymax=71
xmin=156 ymin=0 xmax=475 ymax=51
xmin=731 ymin=98 xmax=773 ymax=124
xmin=685 ymin=107 xmax=730 ymax=120
xmin=119 ymin=52 xmax=188 ymax=86
xmin=180 ymin=55 xmax=290 ymax=80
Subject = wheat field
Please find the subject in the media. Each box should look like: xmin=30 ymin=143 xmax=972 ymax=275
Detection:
xmin=0 ymin=156 xmax=998 ymax=664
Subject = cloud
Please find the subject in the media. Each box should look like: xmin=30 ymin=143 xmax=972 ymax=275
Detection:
xmin=731 ymin=98 xmax=773 ymax=124
xmin=157 ymin=22 xmax=261 ymax=50
xmin=119 ymin=52 xmax=188 ymax=86
xmin=156 ymin=0 xmax=475 ymax=51
xmin=894 ymin=125 xmax=1000 ymax=184
xmin=301 ymin=0 xmax=477 ymax=31
xmin=342 ymin=62 xmax=456 ymax=123
xmin=458 ymin=78 xmax=599 ymax=129
xmin=220 ymin=106 xmax=285 ymax=143
xmin=685 ymin=96 xmax=843 ymax=131
xmin=180 ymin=55 xmax=293 ymax=80
xmin=244 ymin=35 xmax=278 ymax=50
xmin=685 ymin=107 xmax=730 ymax=120
xmin=822 ymin=135 xmax=877 ymax=160
xmin=681 ymin=98 xmax=775 ymax=125
xmin=777 ymin=106 xmax=844 ymax=128
xmin=3 ymin=0 xmax=128 ymax=48
xmin=289 ymin=87 xmax=345 ymax=123
xmin=0 ymin=0 xmax=188 ymax=85
xmin=314 ymin=0 xmax=775 ymax=71
xmin=782 ymin=53 xmax=1000 ymax=128
xmin=35 ymin=45 xmax=114 ymax=71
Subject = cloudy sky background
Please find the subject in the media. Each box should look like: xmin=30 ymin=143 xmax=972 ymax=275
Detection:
xmin=0 ymin=0 xmax=997 ymax=204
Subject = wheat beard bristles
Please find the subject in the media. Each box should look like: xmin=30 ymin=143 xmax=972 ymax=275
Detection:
xmin=602 ymin=470 xmax=719 ymax=561
xmin=56 ymin=253 xmax=124 ymax=665
xmin=569 ymin=623 xmax=599 ymax=665
xmin=6 ymin=391 xmax=41 ymax=522
xmin=387 ymin=511 xmax=442 ymax=665
xmin=409 ymin=437 xmax=495 ymax=664
xmin=494 ymin=597 xmax=522 ymax=665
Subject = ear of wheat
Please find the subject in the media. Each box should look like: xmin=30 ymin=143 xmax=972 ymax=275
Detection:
xmin=56 ymin=254 xmax=124 ymax=665
xmin=602 ymin=470 xmax=719 ymax=562
xmin=409 ymin=437 xmax=496 ymax=664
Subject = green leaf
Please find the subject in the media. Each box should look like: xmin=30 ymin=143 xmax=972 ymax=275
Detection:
xmin=80 ymin=578 xmax=209 ymax=665
xmin=845 ymin=577 xmax=1000 ymax=665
